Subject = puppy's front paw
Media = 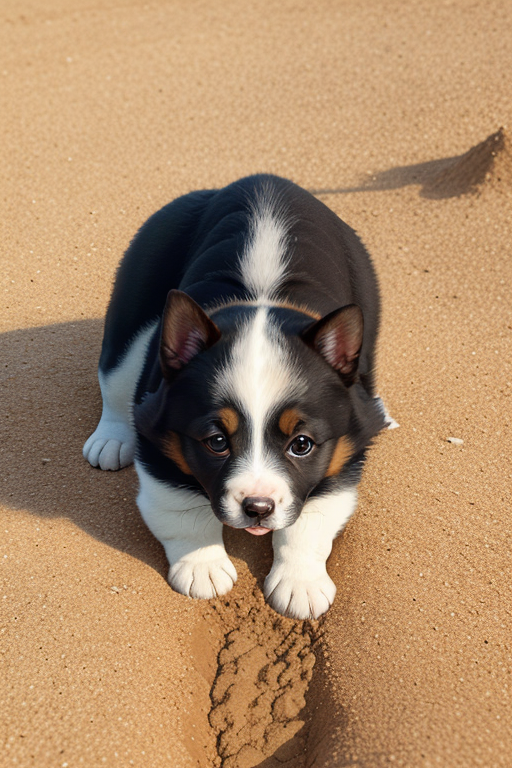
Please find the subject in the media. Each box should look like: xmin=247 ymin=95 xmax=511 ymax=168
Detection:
xmin=83 ymin=420 xmax=135 ymax=470
xmin=168 ymin=553 xmax=237 ymax=599
xmin=264 ymin=561 xmax=336 ymax=620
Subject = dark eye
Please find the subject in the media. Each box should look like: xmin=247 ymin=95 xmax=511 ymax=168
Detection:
xmin=203 ymin=433 xmax=229 ymax=456
xmin=288 ymin=435 xmax=315 ymax=457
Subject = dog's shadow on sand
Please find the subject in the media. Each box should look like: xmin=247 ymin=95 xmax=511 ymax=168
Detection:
xmin=1 ymin=319 xmax=169 ymax=574
xmin=0 ymin=319 xmax=275 ymax=584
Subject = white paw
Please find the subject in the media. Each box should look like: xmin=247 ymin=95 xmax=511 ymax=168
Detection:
xmin=264 ymin=561 xmax=336 ymax=620
xmin=83 ymin=420 xmax=135 ymax=470
xmin=168 ymin=554 xmax=237 ymax=599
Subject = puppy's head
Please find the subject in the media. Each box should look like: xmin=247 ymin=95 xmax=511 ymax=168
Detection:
xmin=135 ymin=290 xmax=386 ymax=534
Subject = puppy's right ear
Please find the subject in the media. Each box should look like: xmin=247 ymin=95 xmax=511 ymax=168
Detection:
xmin=160 ymin=290 xmax=221 ymax=379
xmin=300 ymin=303 xmax=363 ymax=384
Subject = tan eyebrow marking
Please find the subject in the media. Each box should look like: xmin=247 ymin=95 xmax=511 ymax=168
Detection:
xmin=218 ymin=407 xmax=239 ymax=436
xmin=325 ymin=436 xmax=353 ymax=477
xmin=279 ymin=408 xmax=303 ymax=437
xmin=161 ymin=431 xmax=193 ymax=475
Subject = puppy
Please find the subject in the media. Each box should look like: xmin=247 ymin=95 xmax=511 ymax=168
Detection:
xmin=83 ymin=175 xmax=392 ymax=619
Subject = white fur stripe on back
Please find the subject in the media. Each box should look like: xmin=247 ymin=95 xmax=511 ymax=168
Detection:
xmin=238 ymin=186 xmax=290 ymax=300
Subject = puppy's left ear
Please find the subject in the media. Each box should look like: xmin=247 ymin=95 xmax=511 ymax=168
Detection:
xmin=301 ymin=304 xmax=363 ymax=383
xmin=160 ymin=290 xmax=221 ymax=379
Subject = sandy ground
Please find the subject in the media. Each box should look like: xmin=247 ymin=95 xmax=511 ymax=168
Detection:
xmin=1 ymin=1 xmax=511 ymax=766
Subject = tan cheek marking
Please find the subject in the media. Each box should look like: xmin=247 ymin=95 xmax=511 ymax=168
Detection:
xmin=161 ymin=431 xmax=193 ymax=475
xmin=279 ymin=408 xmax=302 ymax=437
xmin=325 ymin=436 xmax=353 ymax=477
xmin=218 ymin=407 xmax=239 ymax=436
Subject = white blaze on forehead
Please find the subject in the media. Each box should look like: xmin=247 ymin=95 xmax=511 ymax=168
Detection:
xmin=214 ymin=307 xmax=303 ymax=441
xmin=213 ymin=307 xmax=305 ymax=524
xmin=238 ymin=186 xmax=291 ymax=301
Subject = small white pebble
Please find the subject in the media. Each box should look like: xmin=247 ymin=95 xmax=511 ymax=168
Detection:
xmin=447 ymin=436 xmax=464 ymax=445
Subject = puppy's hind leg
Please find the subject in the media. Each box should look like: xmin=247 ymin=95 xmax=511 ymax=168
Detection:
xmin=83 ymin=323 xmax=157 ymax=470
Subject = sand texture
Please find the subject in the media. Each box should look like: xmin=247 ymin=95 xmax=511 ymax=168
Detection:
xmin=1 ymin=1 xmax=511 ymax=766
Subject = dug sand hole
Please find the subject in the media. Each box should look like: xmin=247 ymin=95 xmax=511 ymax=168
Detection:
xmin=207 ymin=588 xmax=323 ymax=768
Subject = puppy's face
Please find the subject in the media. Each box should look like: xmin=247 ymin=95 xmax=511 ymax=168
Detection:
xmin=161 ymin=396 xmax=353 ymax=534
xmin=135 ymin=291 xmax=385 ymax=534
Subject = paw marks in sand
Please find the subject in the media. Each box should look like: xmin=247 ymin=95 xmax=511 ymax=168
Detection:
xmin=209 ymin=591 xmax=320 ymax=768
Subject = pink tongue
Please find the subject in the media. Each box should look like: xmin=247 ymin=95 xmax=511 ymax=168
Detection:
xmin=246 ymin=526 xmax=271 ymax=536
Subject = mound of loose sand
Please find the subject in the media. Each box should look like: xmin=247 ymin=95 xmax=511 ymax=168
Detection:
xmin=425 ymin=127 xmax=512 ymax=196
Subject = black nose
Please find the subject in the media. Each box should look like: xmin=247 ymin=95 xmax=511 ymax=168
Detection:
xmin=242 ymin=496 xmax=275 ymax=519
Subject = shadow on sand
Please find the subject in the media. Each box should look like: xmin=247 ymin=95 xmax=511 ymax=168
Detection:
xmin=310 ymin=127 xmax=508 ymax=200
xmin=0 ymin=319 xmax=170 ymax=574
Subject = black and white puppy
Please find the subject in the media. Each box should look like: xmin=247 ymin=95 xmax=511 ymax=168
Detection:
xmin=83 ymin=175 xmax=393 ymax=620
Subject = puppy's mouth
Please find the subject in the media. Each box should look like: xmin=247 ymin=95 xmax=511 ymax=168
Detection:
xmin=245 ymin=525 xmax=272 ymax=536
